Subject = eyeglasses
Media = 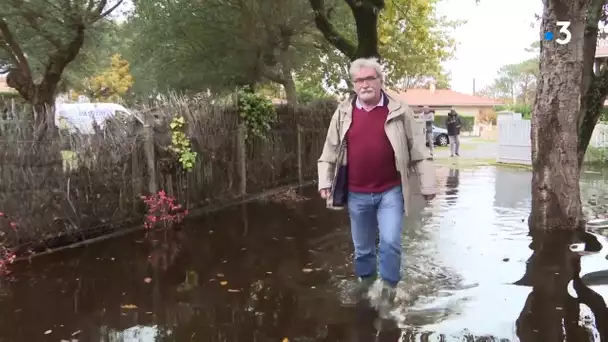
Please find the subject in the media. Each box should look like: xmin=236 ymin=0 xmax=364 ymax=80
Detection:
xmin=353 ymin=76 xmax=378 ymax=85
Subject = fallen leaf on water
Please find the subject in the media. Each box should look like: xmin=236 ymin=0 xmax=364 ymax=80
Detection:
xmin=144 ymin=277 xmax=152 ymax=283
xmin=227 ymin=289 xmax=240 ymax=293
xmin=282 ymin=338 xmax=289 ymax=342
xmin=71 ymin=330 xmax=81 ymax=336
xmin=220 ymin=281 xmax=228 ymax=286
xmin=44 ymin=330 xmax=52 ymax=335
xmin=265 ymin=271 xmax=272 ymax=275
xmin=121 ymin=304 xmax=138 ymax=309
xmin=301 ymin=268 xmax=313 ymax=273
xmin=216 ymin=273 xmax=224 ymax=277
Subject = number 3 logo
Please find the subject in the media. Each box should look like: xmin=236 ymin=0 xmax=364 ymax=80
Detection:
xmin=556 ymin=21 xmax=571 ymax=44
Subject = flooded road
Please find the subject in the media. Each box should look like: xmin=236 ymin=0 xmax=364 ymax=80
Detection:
xmin=1 ymin=166 xmax=608 ymax=341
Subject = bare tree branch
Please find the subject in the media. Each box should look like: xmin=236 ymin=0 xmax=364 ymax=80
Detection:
xmin=308 ymin=0 xmax=356 ymax=59
xmin=96 ymin=0 xmax=124 ymax=21
xmin=0 ymin=18 xmax=31 ymax=79
xmin=20 ymin=14 xmax=63 ymax=48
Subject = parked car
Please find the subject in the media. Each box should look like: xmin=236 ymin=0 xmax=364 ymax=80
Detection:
xmin=55 ymin=103 xmax=142 ymax=134
xmin=425 ymin=125 xmax=449 ymax=146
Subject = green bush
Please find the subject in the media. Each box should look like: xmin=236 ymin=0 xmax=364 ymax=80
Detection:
xmin=433 ymin=115 xmax=475 ymax=132
xmin=237 ymin=88 xmax=277 ymax=141
xmin=495 ymin=103 xmax=533 ymax=119
xmin=584 ymin=146 xmax=608 ymax=165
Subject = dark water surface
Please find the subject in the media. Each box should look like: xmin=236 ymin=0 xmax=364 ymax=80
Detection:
xmin=1 ymin=166 xmax=608 ymax=341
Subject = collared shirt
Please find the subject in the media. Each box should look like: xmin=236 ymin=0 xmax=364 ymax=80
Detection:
xmin=355 ymin=94 xmax=384 ymax=111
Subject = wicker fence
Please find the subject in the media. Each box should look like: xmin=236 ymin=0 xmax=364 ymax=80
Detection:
xmin=0 ymin=99 xmax=335 ymax=254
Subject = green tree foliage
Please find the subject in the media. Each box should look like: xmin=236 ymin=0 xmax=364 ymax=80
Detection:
xmin=478 ymin=43 xmax=539 ymax=105
xmin=129 ymin=0 xmax=318 ymax=103
xmin=479 ymin=59 xmax=539 ymax=105
xmin=295 ymin=78 xmax=334 ymax=104
xmin=61 ymin=20 xmax=128 ymax=93
xmin=124 ymin=0 xmax=457 ymax=98
xmin=303 ymin=0 xmax=459 ymax=92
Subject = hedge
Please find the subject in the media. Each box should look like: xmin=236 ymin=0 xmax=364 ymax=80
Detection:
xmin=433 ymin=115 xmax=475 ymax=132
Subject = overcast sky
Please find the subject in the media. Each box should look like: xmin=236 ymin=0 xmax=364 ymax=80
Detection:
xmin=436 ymin=0 xmax=543 ymax=94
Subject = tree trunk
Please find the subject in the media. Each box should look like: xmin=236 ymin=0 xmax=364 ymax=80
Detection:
xmin=283 ymin=75 xmax=298 ymax=105
xmin=529 ymin=0 xmax=588 ymax=233
xmin=578 ymin=66 xmax=608 ymax=167
xmin=350 ymin=3 xmax=380 ymax=59
xmin=309 ymin=0 xmax=383 ymax=60
xmin=576 ymin=0 xmax=607 ymax=168
xmin=6 ymin=70 xmax=58 ymax=140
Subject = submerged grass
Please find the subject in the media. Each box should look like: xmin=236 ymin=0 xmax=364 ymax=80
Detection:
xmin=434 ymin=157 xmax=533 ymax=171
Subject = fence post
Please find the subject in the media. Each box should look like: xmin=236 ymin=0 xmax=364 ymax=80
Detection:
xmin=297 ymin=124 xmax=303 ymax=186
xmin=131 ymin=146 xmax=142 ymax=212
xmin=143 ymin=117 xmax=157 ymax=194
xmin=237 ymin=123 xmax=246 ymax=195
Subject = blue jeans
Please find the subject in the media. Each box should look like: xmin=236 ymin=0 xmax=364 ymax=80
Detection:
xmin=347 ymin=185 xmax=404 ymax=286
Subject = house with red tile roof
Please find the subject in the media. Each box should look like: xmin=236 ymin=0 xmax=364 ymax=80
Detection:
xmin=387 ymin=84 xmax=502 ymax=125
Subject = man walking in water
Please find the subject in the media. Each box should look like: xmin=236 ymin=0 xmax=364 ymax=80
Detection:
xmin=317 ymin=57 xmax=436 ymax=311
xmin=445 ymin=108 xmax=461 ymax=157
xmin=421 ymin=106 xmax=435 ymax=157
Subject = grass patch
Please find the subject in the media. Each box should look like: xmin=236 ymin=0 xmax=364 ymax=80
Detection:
xmin=466 ymin=137 xmax=498 ymax=143
xmin=434 ymin=157 xmax=532 ymax=171
xmin=495 ymin=162 xmax=532 ymax=170
xmin=434 ymin=157 xmax=497 ymax=168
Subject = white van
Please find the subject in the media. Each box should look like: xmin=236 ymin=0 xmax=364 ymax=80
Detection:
xmin=55 ymin=103 xmax=142 ymax=134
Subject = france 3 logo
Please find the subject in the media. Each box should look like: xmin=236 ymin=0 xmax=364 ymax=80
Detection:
xmin=543 ymin=21 xmax=571 ymax=45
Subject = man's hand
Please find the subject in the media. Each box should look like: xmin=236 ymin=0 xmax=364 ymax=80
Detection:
xmin=319 ymin=188 xmax=330 ymax=199
xmin=423 ymin=194 xmax=436 ymax=201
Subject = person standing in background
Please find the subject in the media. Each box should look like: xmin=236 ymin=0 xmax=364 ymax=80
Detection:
xmin=421 ymin=106 xmax=434 ymax=157
xmin=445 ymin=108 xmax=461 ymax=157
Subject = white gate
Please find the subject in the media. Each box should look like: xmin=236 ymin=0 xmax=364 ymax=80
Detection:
xmin=497 ymin=118 xmax=608 ymax=165
xmin=497 ymin=117 xmax=532 ymax=164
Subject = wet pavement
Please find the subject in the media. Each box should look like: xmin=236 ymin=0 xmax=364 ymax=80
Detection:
xmin=0 ymin=166 xmax=608 ymax=341
xmin=433 ymin=137 xmax=498 ymax=160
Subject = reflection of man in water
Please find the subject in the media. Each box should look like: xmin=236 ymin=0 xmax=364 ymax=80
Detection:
xmin=445 ymin=168 xmax=459 ymax=204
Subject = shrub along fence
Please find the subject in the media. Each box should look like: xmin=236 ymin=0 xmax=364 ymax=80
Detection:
xmin=0 ymin=97 xmax=336 ymax=256
xmin=433 ymin=115 xmax=476 ymax=133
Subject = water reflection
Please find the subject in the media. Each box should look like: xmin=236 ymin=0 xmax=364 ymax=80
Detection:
xmin=444 ymin=168 xmax=459 ymax=206
xmin=0 ymin=167 xmax=607 ymax=341
xmin=515 ymin=231 xmax=608 ymax=341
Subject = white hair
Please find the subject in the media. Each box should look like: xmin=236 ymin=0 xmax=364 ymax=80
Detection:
xmin=349 ymin=58 xmax=384 ymax=82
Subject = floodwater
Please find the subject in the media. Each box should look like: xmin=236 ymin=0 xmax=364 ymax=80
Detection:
xmin=1 ymin=166 xmax=608 ymax=341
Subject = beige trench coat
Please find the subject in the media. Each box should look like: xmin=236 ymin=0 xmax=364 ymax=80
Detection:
xmin=317 ymin=91 xmax=436 ymax=216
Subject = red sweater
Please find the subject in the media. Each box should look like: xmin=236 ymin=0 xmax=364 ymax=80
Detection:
xmin=346 ymin=104 xmax=401 ymax=193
